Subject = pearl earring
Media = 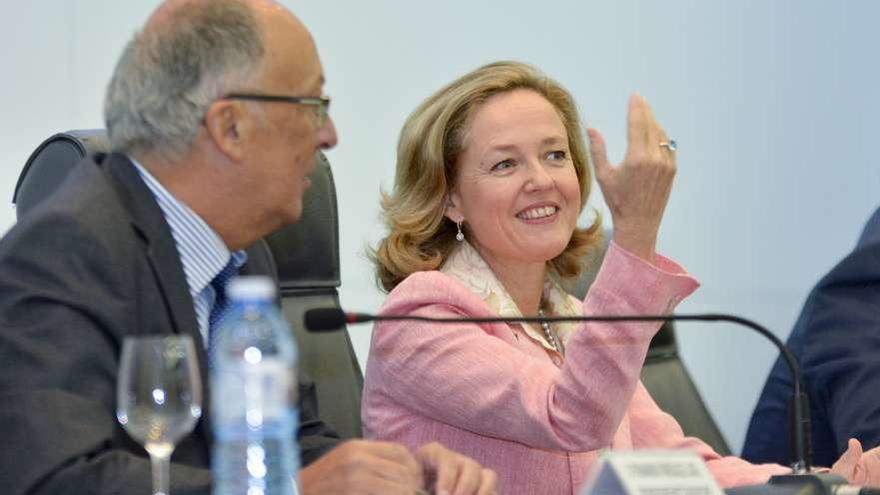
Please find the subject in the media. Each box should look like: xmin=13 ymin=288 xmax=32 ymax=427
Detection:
xmin=456 ymin=220 xmax=465 ymax=242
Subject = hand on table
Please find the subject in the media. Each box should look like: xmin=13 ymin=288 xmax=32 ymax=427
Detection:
xmin=831 ymin=438 xmax=880 ymax=486
xmin=299 ymin=440 xmax=422 ymax=494
xmin=589 ymin=93 xmax=677 ymax=264
xmin=299 ymin=439 xmax=497 ymax=495
xmin=416 ymin=441 xmax=497 ymax=495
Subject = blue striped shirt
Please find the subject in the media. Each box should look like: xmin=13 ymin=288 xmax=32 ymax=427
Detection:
xmin=130 ymin=158 xmax=247 ymax=346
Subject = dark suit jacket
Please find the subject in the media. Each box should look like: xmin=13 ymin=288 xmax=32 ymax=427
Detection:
xmin=743 ymin=206 xmax=880 ymax=467
xmin=0 ymin=152 xmax=338 ymax=494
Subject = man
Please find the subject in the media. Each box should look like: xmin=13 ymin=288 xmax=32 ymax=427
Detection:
xmin=0 ymin=1 xmax=496 ymax=494
xmin=744 ymin=206 xmax=880 ymax=468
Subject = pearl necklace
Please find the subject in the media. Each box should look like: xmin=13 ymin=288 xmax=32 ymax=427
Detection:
xmin=537 ymin=308 xmax=564 ymax=356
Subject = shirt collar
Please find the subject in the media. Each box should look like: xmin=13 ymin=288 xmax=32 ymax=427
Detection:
xmin=129 ymin=157 xmax=247 ymax=298
xmin=440 ymin=240 xmax=581 ymax=351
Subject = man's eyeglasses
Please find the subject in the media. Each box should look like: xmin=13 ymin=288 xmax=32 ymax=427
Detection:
xmin=223 ymin=93 xmax=331 ymax=127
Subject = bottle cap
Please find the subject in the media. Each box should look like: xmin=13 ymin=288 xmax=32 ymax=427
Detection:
xmin=227 ymin=276 xmax=276 ymax=301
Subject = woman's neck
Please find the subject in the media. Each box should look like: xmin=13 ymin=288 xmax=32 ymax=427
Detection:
xmin=476 ymin=248 xmax=546 ymax=316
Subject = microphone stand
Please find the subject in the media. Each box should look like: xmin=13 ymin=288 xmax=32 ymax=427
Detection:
xmin=310 ymin=308 xmax=814 ymax=475
xmin=310 ymin=308 xmax=880 ymax=492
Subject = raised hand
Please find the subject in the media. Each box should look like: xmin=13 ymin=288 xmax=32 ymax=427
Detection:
xmin=589 ymin=93 xmax=677 ymax=264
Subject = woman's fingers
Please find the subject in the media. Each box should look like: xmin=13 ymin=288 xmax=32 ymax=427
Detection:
xmin=626 ymin=93 xmax=650 ymax=160
xmin=595 ymin=93 xmax=676 ymax=262
xmin=588 ymin=128 xmax=611 ymax=185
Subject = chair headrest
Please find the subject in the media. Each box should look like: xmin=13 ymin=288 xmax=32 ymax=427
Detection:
xmin=13 ymin=129 xmax=339 ymax=293
xmin=263 ymin=152 xmax=341 ymax=292
xmin=13 ymin=129 xmax=110 ymax=218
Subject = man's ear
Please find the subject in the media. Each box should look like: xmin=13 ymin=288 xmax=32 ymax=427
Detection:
xmin=203 ymin=100 xmax=247 ymax=162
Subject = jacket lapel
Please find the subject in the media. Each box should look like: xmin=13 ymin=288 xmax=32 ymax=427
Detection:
xmin=97 ymin=153 xmax=215 ymax=451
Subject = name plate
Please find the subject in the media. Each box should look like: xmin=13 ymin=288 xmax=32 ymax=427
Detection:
xmin=580 ymin=450 xmax=724 ymax=495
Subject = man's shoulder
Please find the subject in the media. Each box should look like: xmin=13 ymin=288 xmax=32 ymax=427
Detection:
xmin=1 ymin=153 xmax=142 ymax=260
xmin=18 ymin=152 xmax=130 ymax=220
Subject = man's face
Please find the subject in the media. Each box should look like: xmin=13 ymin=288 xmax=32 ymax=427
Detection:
xmin=241 ymin=8 xmax=337 ymax=229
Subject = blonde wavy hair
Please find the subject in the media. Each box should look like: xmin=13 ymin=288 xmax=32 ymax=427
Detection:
xmin=372 ymin=61 xmax=603 ymax=292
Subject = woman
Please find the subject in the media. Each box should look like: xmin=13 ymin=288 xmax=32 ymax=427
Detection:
xmin=363 ymin=61 xmax=879 ymax=494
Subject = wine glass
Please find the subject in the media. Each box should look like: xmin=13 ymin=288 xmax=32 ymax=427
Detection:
xmin=117 ymin=335 xmax=203 ymax=495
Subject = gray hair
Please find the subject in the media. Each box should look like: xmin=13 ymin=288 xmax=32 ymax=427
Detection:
xmin=104 ymin=0 xmax=265 ymax=159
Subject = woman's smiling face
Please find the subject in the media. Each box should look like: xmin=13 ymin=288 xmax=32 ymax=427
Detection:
xmin=447 ymin=89 xmax=581 ymax=270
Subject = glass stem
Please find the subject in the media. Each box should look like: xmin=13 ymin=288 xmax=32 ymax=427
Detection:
xmin=150 ymin=453 xmax=171 ymax=495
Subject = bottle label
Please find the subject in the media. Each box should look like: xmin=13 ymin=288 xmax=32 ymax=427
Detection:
xmin=213 ymin=358 xmax=296 ymax=426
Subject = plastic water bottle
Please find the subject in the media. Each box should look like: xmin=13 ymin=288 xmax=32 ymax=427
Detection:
xmin=211 ymin=276 xmax=299 ymax=495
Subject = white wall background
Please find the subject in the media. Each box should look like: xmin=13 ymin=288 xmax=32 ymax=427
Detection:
xmin=1 ymin=0 xmax=878 ymax=455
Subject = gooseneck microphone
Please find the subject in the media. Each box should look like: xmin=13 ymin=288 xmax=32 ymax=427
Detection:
xmin=304 ymin=306 xmax=813 ymax=476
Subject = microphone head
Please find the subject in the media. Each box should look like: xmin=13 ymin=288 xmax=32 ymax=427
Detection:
xmin=303 ymin=307 xmax=347 ymax=332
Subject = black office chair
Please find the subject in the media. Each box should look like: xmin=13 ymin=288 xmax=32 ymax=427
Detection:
xmin=13 ymin=130 xmax=364 ymax=439
xmin=567 ymin=234 xmax=731 ymax=456
xmin=13 ymin=130 xmax=110 ymax=218
xmin=263 ymin=153 xmax=363 ymax=439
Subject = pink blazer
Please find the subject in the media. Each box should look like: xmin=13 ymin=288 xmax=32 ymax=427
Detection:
xmin=363 ymin=244 xmax=789 ymax=494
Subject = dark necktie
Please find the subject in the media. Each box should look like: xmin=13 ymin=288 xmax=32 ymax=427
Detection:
xmin=208 ymin=258 xmax=238 ymax=348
